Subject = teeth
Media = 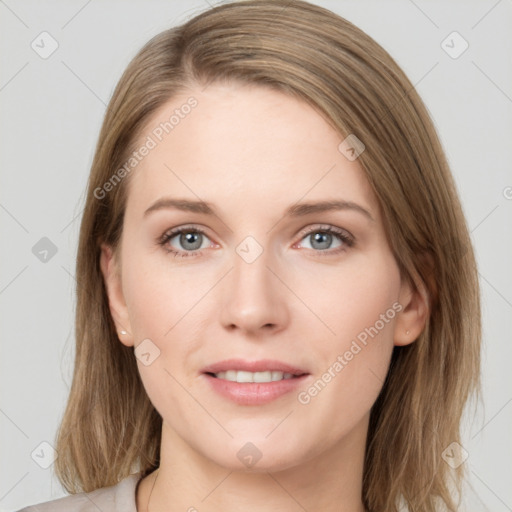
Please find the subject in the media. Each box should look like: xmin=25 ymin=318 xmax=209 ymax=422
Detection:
xmin=213 ymin=370 xmax=295 ymax=383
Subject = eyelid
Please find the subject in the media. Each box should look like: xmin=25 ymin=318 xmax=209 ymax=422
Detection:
xmin=296 ymin=223 xmax=353 ymax=239
xmin=159 ymin=224 xmax=209 ymax=241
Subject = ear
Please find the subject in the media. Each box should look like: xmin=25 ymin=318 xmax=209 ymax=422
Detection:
xmin=99 ymin=243 xmax=134 ymax=347
xmin=394 ymin=274 xmax=429 ymax=347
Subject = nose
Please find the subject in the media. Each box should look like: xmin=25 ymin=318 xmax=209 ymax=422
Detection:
xmin=219 ymin=244 xmax=290 ymax=335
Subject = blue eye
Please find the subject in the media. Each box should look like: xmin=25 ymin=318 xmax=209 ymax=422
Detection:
xmin=298 ymin=226 xmax=354 ymax=254
xmin=159 ymin=227 xmax=211 ymax=258
xmin=302 ymin=231 xmax=341 ymax=250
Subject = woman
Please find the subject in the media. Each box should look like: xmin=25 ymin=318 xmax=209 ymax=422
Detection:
xmin=19 ymin=0 xmax=481 ymax=510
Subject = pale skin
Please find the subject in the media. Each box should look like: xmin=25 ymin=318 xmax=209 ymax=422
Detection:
xmin=100 ymin=82 xmax=428 ymax=511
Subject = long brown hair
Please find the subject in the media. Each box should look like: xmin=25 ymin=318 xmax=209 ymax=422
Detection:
xmin=54 ymin=2 xmax=481 ymax=510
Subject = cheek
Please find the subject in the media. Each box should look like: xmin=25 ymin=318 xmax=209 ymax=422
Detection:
xmin=120 ymin=252 xmax=211 ymax=391
xmin=120 ymin=260 xmax=202 ymax=418
xmin=294 ymin=252 xmax=401 ymax=405
xmin=296 ymin=251 xmax=401 ymax=347
xmin=122 ymin=250 xmax=206 ymax=339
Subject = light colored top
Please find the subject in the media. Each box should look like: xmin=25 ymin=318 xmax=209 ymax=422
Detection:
xmin=18 ymin=473 xmax=142 ymax=512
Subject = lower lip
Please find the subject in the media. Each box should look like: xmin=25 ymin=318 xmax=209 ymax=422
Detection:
xmin=203 ymin=373 xmax=309 ymax=405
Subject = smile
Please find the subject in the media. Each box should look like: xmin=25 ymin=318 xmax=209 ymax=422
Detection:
xmin=211 ymin=370 xmax=296 ymax=383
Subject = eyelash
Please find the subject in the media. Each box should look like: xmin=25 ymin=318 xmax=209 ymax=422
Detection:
xmin=157 ymin=224 xmax=355 ymax=259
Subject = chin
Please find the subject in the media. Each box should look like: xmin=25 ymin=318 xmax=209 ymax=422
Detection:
xmin=203 ymin=437 xmax=309 ymax=474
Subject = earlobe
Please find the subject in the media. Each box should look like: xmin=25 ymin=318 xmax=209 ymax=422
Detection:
xmin=99 ymin=243 xmax=134 ymax=347
xmin=394 ymin=275 xmax=429 ymax=346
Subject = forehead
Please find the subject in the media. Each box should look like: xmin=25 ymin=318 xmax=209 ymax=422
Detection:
xmin=124 ymin=83 xmax=379 ymax=220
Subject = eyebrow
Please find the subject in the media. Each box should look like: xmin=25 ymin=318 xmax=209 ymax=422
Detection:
xmin=144 ymin=198 xmax=374 ymax=222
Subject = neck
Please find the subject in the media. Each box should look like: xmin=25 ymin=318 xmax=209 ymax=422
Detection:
xmin=137 ymin=416 xmax=369 ymax=512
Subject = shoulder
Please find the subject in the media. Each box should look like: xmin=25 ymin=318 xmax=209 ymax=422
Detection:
xmin=17 ymin=473 xmax=142 ymax=512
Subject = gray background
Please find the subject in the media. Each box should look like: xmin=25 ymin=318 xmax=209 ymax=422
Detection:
xmin=1 ymin=0 xmax=511 ymax=510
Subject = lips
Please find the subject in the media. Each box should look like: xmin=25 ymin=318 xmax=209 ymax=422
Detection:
xmin=201 ymin=359 xmax=310 ymax=405
xmin=201 ymin=358 xmax=309 ymax=377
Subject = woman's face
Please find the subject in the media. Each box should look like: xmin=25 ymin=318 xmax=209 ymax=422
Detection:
xmin=101 ymin=82 xmax=422 ymax=472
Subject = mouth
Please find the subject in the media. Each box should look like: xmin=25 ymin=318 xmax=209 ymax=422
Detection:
xmin=201 ymin=358 xmax=309 ymax=381
xmin=205 ymin=370 xmax=304 ymax=383
xmin=201 ymin=359 xmax=310 ymax=405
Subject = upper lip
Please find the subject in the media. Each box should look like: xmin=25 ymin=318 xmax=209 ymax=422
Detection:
xmin=201 ymin=359 xmax=309 ymax=376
